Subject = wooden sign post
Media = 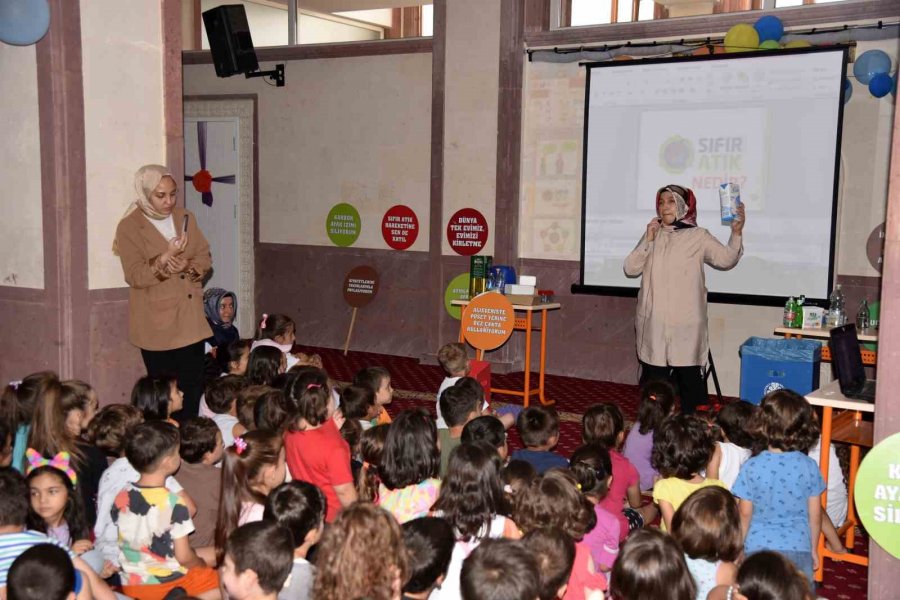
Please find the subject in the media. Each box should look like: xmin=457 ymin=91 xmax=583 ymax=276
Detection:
xmin=342 ymin=265 xmax=379 ymax=356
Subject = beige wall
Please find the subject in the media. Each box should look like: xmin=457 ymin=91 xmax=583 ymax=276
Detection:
xmin=441 ymin=0 xmax=501 ymax=256
xmin=0 ymin=44 xmax=44 ymax=289
xmin=82 ymin=0 xmax=167 ymax=289
xmin=183 ymin=53 xmax=432 ymax=250
xmin=518 ymin=39 xmax=897 ymax=395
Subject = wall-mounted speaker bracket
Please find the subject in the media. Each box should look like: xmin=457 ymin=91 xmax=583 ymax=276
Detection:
xmin=245 ymin=64 xmax=285 ymax=87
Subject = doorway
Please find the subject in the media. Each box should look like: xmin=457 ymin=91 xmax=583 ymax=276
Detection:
xmin=184 ymin=98 xmax=255 ymax=336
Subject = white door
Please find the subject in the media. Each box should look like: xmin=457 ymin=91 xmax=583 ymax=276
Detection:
xmin=183 ymin=117 xmax=242 ymax=331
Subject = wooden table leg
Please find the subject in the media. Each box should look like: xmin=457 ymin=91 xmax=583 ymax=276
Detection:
xmin=523 ymin=311 xmax=533 ymax=407
xmin=815 ymin=406 xmax=832 ymax=583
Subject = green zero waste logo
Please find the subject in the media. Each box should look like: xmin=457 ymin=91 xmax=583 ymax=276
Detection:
xmin=444 ymin=273 xmax=470 ymax=320
xmin=854 ymin=431 xmax=900 ymax=558
xmin=327 ymin=203 xmax=361 ymax=247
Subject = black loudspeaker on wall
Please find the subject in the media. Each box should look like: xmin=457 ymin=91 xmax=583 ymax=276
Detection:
xmin=202 ymin=4 xmax=259 ymax=78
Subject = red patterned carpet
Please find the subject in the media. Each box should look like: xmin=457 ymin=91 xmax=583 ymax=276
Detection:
xmin=300 ymin=345 xmax=869 ymax=600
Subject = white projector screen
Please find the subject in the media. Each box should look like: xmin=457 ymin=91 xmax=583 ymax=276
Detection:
xmin=577 ymin=47 xmax=848 ymax=305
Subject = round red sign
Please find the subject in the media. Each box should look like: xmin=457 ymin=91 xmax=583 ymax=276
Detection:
xmin=447 ymin=208 xmax=489 ymax=256
xmin=382 ymin=205 xmax=419 ymax=250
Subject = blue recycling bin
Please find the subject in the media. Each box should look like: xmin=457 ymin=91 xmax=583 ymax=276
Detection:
xmin=739 ymin=337 xmax=821 ymax=404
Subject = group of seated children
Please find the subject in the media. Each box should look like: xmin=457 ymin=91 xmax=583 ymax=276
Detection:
xmin=0 ymin=313 xmax=842 ymax=600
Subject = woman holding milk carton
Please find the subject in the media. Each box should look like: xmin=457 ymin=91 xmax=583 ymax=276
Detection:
xmin=624 ymin=184 xmax=745 ymax=414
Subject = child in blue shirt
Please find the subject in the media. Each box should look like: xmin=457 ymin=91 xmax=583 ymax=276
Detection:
xmin=732 ymin=389 xmax=825 ymax=588
xmin=510 ymin=406 xmax=568 ymax=474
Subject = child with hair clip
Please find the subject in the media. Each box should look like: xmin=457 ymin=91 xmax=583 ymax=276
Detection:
xmin=313 ymin=502 xmax=408 ymax=600
xmin=431 ymin=443 xmax=519 ymax=600
xmin=377 ymin=408 xmax=441 ymax=524
xmin=709 ymin=550 xmax=815 ymax=600
xmin=461 ymin=415 xmax=508 ymax=461
xmin=27 ymin=380 xmax=108 ymax=527
xmin=215 ymin=429 xmax=286 ymax=561
xmin=732 ymin=389 xmax=825 ymax=587
xmin=670 ymin=486 xmax=741 ymax=600
xmin=652 ymin=413 xmax=725 ymax=532
xmin=514 ymin=469 xmax=607 ymax=600
xmin=569 ymin=444 xmax=619 ymax=572
xmin=1 ymin=371 xmax=58 ymax=473
xmin=353 ymin=366 xmax=394 ymax=426
xmin=263 ymin=481 xmax=326 ymax=600
xmin=130 ymin=375 xmax=183 ymax=423
xmin=355 ymin=424 xmax=390 ymax=502
xmin=706 ymin=400 xmax=755 ymax=490
xmin=501 ymin=459 xmax=537 ymax=508
xmin=253 ymin=313 xmax=301 ymax=370
xmin=204 ymin=375 xmax=247 ymax=446
xmin=608 ymin=528 xmax=696 ymax=600
xmin=246 ymin=346 xmax=286 ymax=387
xmin=24 ymin=452 xmax=103 ymax=573
xmin=623 ymin=380 xmax=676 ymax=491
xmin=583 ymin=403 xmax=656 ymax=540
xmin=283 ymin=368 xmax=356 ymax=522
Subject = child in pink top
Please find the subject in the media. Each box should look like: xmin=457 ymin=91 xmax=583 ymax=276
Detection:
xmin=570 ymin=444 xmax=620 ymax=571
xmin=283 ymin=369 xmax=356 ymax=522
xmin=583 ymin=404 xmax=658 ymax=541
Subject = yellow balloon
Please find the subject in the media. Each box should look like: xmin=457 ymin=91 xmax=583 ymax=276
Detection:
xmin=784 ymin=40 xmax=812 ymax=49
xmin=725 ymin=23 xmax=760 ymax=53
xmin=759 ymin=40 xmax=781 ymax=50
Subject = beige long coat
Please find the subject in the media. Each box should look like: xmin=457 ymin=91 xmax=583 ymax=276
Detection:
xmin=115 ymin=206 xmax=213 ymax=351
xmin=624 ymin=226 xmax=742 ymax=367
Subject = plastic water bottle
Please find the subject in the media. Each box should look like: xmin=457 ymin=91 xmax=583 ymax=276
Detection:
xmin=857 ymin=300 xmax=869 ymax=331
xmin=828 ymin=285 xmax=845 ymax=327
xmin=783 ymin=297 xmax=796 ymax=328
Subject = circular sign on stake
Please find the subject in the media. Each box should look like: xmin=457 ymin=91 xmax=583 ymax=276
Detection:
xmin=326 ymin=203 xmax=361 ymax=247
xmin=343 ymin=265 xmax=379 ymax=308
xmin=444 ymin=272 xmax=470 ymax=320
xmin=854 ymin=431 xmax=900 ymax=558
xmin=382 ymin=205 xmax=419 ymax=250
xmin=447 ymin=208 xmax=489 ymax=256
xmin=460 ymin=292 xmax=515 ymax=351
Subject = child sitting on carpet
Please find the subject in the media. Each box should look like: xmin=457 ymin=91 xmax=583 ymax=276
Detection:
xmin=622 ymin=380 xmax=675 ymax=491
xmin=583 ymin=403 xmax=657 ymax=541
xmin=205 ymin=375 xmax=247 ymax=447
xmin=353 ymin=366 xmax=394 ymax=426
xmin=111 ymin=422 xmax=220 ymax=599
xmin=652 ymin=414 xmax=725 ymax=532
xmin=609 ymin=529 xmax=696 ymax=600
xmin=569 ymin=444 xmax=619 ymax=572
xmin=338 ymin=385 xmax=380 ymax=431
xmin=438 ymin=385 xmax=482 ymax=477
xmin=221 ymin=521 xmax=293 ymax=600
xmin=436 ymin=343 xmax=484 ymax=429
xmin=401 ymin=517 xmax=455 ymax=600
xmin=705 ymin=400 xmax=755 ymax=490
xmin=511 ymin=406 xmax=568 ymax=475
xmin=377 ymin=409 xmax=440 ymax=524
xmin=461 ymin=415 xmax=508 ymax=461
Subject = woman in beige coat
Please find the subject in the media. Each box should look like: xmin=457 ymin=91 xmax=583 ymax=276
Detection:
xmin=114 ymin=164 xmax=213 ymax=421
xmin=624 ymin=184 xmax=745 ymax=413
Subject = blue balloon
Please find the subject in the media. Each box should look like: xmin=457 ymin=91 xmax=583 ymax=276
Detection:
xmin=843 ymin=78 xmax=853 ymax=104
xmin=869 ymin=73 xmax=893 ymax=98
xmin=754 ymin=16 xmax=784 ymax=43
xmin=853 ymin=49 xmax=892 ymax=85
xmin=0 ymin=0 xmax=50 ymax=46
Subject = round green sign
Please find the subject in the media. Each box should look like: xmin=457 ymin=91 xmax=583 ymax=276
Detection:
xmin=444 ymin=272 xmax=470 ymax=320
xmin=854 ymin=431 xmax=900 ymax=558
xmin=326 ymin=203 xmax=361 ymax=247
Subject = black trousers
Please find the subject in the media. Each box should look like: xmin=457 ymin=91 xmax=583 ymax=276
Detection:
xmin=141 ymin=340 xmax=206 ymax=423
xmin=639 ymin=362 xmax=707 ymax=414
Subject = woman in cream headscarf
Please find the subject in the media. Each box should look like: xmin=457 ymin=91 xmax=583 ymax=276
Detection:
xmin=624 ymin=184 xmax=745 ymax=413
xmin=114 ymin=164 xmax=213 ymax=421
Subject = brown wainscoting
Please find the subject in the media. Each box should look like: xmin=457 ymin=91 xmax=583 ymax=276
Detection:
xmin=524 ymin=0 xmax=899 ymax=47
xmin=182 ymin=37 xmax=432 ymax=65
xmin=88 ymin=288 xmax=144 ymax=405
